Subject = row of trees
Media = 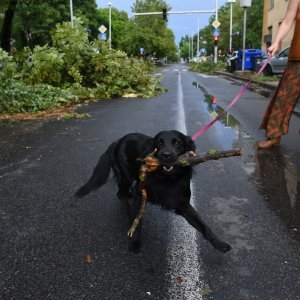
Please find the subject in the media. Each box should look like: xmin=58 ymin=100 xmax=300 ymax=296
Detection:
xmin=0 ymin=0 xmax=177 ymax=60
xmin=1 ymin=0 xmax=263 ymax=61
xmin=179 ymin=0 xmax=263 ymax=59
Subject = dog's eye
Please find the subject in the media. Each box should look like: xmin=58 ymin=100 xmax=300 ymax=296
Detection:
xmin=173 ymin=139 xmax=182 ymax=146
xmin=156 ymin=139 xmax=164 ymax=147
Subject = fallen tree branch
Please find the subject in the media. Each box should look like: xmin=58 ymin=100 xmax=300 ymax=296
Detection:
xmin=169 ymin=148 xmax=242 ymax=167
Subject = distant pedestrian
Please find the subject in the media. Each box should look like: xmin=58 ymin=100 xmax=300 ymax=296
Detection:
xmin=258 ymin=0 xmax=300 ymax=149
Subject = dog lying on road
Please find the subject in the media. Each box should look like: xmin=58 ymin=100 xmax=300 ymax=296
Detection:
xmin=75 ymin=130 xmax=231 ymax=254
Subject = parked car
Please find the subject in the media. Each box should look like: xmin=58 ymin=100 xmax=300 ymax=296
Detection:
xmin=261 ymin=47 xmax=290 ymax=76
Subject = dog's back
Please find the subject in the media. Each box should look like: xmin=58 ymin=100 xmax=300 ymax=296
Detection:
xmin=75 ymin=133 xmax=152 ymax=198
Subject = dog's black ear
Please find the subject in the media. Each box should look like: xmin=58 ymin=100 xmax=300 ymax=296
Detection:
xmin=185 ymin=135 xmax=196 ymax=152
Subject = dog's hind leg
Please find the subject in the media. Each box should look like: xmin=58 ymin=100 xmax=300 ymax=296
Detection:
xmin=176 ymin=204 xmax=231 ymax=253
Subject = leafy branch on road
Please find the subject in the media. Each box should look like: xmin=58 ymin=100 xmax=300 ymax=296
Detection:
xmin=189 ymin=61 xmax=227 ymax=74
xmin=0 ymin=18 xmax=164 ymax=115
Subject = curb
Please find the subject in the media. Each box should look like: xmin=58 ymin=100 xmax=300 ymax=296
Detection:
xmin=215 ymin=70 xmax=277 ymax=91
xmin=215 ymin=70 xmax=300 ymax=116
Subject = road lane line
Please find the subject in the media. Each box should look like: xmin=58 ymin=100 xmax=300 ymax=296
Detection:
xmin=166 ymin=71 xmax=204 ymax=299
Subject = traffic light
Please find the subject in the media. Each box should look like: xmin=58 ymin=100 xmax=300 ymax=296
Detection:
xmin=162 ymin=8 xmax=167 ymax=21
xmin=214 ymin=36 xmax=219 ymax=46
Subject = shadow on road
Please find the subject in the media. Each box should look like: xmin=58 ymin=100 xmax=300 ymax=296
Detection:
xmin=254 ymin=149 xmax=300 ymax=241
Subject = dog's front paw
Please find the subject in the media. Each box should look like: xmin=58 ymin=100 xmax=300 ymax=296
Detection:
xmin=213 ymin=240 xmax=232 ymax=253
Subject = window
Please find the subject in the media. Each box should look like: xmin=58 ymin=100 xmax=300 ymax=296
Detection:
xmin=268 ymin=26 xmax=273 ymax=35
xmin=278 ymin=47 xmax=290 ymax=58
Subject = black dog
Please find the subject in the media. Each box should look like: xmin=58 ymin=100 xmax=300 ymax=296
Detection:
xmin=75 ymin=130 xmax=231 ymax=254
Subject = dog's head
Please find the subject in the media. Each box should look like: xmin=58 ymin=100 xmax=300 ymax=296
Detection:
xmin=151 ymin=130 xmax=196 ymax=172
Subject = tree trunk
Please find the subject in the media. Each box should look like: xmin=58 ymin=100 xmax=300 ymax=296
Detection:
xmin=1 ymin=0 xmax=18 ymax=53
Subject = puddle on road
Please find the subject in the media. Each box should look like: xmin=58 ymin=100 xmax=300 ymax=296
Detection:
xmin=193 ymin=81 xmax=300 ymax=242
xmin=192 ymin=81 xmax=251 ymax=150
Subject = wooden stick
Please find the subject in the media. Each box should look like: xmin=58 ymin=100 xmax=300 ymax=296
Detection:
xmin=128 ymin=148 xmax=242 ymax=237
xmin=169 ymin=148 xmax=242 ymax=167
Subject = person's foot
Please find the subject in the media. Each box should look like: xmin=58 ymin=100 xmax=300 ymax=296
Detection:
xmin=258 ymin=136 xmax=281 ymax=149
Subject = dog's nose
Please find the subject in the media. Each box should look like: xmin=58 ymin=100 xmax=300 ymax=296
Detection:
xmin=160 ymin=151 xmax=174 ymax=161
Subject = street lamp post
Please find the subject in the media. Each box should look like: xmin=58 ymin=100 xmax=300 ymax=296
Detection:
xmin=108 ymin=2 xmax=112 ymax=49
xmin=213 ymin=0 xmax=219 ymax=64
xmin=189 ymin=36 xmax=191 ymax=60
xmin=70 ymin=0 xmax=74 ymax=27
xmin=197 ymin=18 xmax=200 ymax=55
xmin=191 ymin=32 xmax=194 ymax=59
xmin=240 ymin=0 xmax=252 ymax=71
xmin=228 ymin=0 xmax=236 ymax=53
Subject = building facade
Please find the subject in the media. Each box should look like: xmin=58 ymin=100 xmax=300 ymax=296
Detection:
xmin=262 ymin=0 xmax=294 ymax=51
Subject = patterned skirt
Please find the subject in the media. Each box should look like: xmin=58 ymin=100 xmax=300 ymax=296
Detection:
xmin=259 ymin=61 xmax=300 ymax=138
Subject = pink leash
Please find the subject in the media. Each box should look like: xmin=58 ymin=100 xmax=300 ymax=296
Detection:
xmin=192 ymin=56 xmax=272 ymax=141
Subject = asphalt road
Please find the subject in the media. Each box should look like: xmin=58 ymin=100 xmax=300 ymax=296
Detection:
xmin=1 ymin=63 xmax=300 ymax=299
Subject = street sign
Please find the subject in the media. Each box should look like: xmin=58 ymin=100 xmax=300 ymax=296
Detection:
xmin=99 ymin=33 xmax=107 ymax=41
xmin=99 ymin=25 xmax=107 ymax=33
xmin=212 ymin=20 xmax=221 ymax=29
xmin=213 ymin=29 xmax=220 ymax=37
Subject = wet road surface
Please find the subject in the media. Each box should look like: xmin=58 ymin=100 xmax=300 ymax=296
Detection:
xmin=1 ymin=63 xmax=300 ymax=299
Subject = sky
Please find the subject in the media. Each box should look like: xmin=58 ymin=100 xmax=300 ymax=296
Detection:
xmin=96 ymin=0 xmax=227 ymax=45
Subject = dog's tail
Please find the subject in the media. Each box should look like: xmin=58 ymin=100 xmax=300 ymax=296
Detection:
xmin=75 ymin=142 xmax=116 ymax=198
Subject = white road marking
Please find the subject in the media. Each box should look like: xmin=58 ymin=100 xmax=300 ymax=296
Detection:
xmin=166 ymin=72 xmax=204 ymax=300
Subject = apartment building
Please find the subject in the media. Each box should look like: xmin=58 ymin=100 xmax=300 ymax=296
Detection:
xmin=262 ymin=0 xmax=294 ymax=51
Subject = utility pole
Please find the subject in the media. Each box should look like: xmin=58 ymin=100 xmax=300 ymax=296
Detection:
xmin=189 ymin=36 xmax=191 ymax=60
xmin=191 ymin=32 xmax=194 ymax=59
xmin=240 ymin=0 xmax=252 ymax=71
xmin=108 ymin=2 xmax=112 ymax=49
xmin=228 ymin=0 xmax=236 ymax=53
xmin=214 ymin=0 xmax=219 ymax=63
xmin=70 ymin=0 xmax=74 ymax=27
xmin=197 ymin=18 xmax=200 ymax=55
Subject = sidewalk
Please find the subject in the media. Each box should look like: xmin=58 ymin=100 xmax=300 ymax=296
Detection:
xmin=216 ymin=70 xmax=300 ymax=116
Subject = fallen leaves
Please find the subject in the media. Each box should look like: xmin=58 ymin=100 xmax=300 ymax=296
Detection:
xmin=122 ymin=93 xmax=138 ymax=98
xmin=176 ymin=276 xmax=184 ymax=285
xmin=86 ymin=255 xmax=93 ymax=264
xmin=197 ymin=284 xmax=212 ymax=297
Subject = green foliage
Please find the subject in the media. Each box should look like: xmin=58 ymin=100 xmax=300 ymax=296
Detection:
xmin=253 ymin=74 xmax=280 ymax=82
xmin=1 ymin=0 xmax=179 ymax=60
xmin=91 ymin=42 xmax=162 ymax=98
xmin=0 ymin=79 xmax=78 ymax=113
xmin=21 ymin=45 xmax=64 ymax=85
xmin=189 ymin=61 xmax=226 ymax=74
xmin=0 ymin=48 xmax=17 ymax=79
xmin=63 ymin=113 xmax=91 ymax=120
xmin=9 ymin=0 xmax=100 ymax=49
xmin=123 ymin=0 xmax=177 ymax=60
xmin=0 ymin=18 xmax=164 ymax=114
